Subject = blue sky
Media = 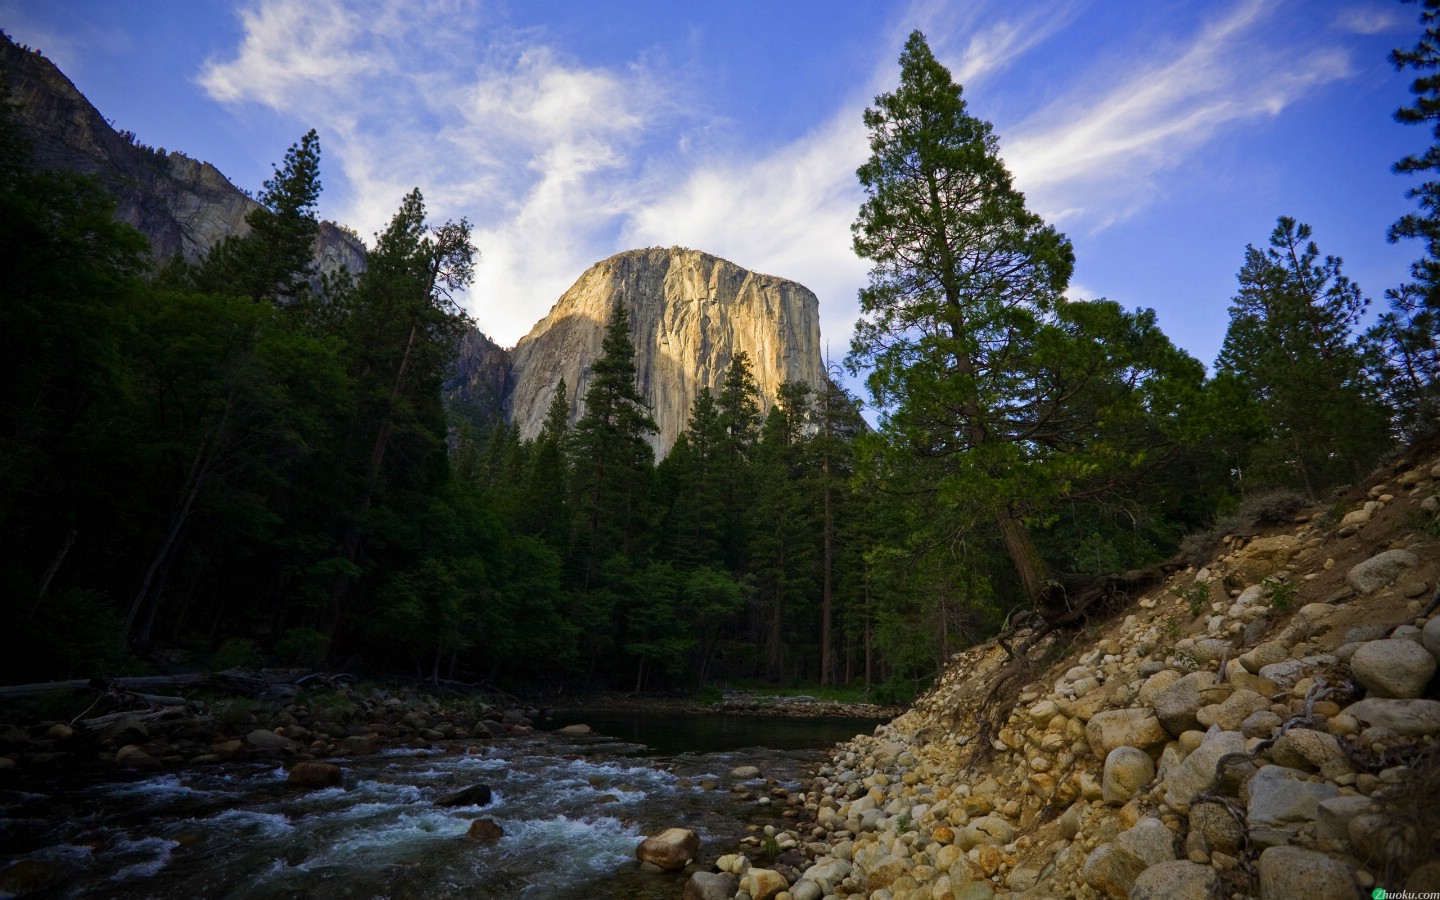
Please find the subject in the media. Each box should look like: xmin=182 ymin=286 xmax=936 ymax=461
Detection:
xmin=2 ymin=0 xmax=1425 ymax=378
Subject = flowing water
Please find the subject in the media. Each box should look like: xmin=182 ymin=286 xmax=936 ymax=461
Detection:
xmin=0 ymin=714 xmax=882 ymax=899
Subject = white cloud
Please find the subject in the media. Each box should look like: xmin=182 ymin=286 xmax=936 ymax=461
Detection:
xmin=1002 ymin=1 xmax=1353 ymax=230
xmin=199 ymin=0 xmax=677 ymax=345
xmin=1335 ymin=5 xmax=1406 ymax=35
xmin=196 ymin=0 xmax=1372 ymax=359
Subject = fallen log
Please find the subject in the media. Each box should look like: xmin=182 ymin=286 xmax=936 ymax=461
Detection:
xmin=0 ymin=671 xmax=292 ymax=700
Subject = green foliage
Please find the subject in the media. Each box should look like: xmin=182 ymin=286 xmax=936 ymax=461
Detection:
xmin=305 ymin=690 xmax=356 ymax=724
xmin=212 ymin=638 xmax=263 ymax=671
xmin=848 ymin=32 xmax=1212 ymax=622
xmin=1216 ymin=217 xmax=1391 ymax=496
xmin=1263 ymin=577 xmax=1296 ymax=613
xmin=1376 ymin=2 xmax=1440 ymax=434
xmin=275 ymin=627 xmax=329 ymax=667
xmin=1172 ymin=583 xmax=1210 ymax=617
xmin=213 ymin=697 xmax=257 ymax=730
xmin=1236 ymin=489 xmax=1307 ymax=524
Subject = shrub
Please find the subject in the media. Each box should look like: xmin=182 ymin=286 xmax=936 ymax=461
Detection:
xmin=1236 ymin=489 xmax=1307 ymax=524
xmin=275 ymin=627 xmax=329 ymax=668
xmin=211 ymin=637 xmax=262 ymax=671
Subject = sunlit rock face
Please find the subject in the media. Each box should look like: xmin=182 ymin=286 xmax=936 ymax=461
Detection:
xmin=505 ymin=247 xmax=827 ymax=454
xmin=0 ymin=34 xmax=365 ymax=272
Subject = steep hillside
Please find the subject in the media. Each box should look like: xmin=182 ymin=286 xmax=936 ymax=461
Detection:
xmin=0 ymin=33 xmax=364 ymax=272
xmin=711 ymin=450 xmax=1440 ymax=899
xmin=503 ymin=247 xmax=827 ymax=453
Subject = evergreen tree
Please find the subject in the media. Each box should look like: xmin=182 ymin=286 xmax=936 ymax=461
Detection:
xmin=850 ymin=31 xmax=1074 ymax=607
xmin=195 ymin=130 xmax=322 ymax=306
xmin=850 ymin=31 xmax=1208 ymax=624
xmin=748 ymin=390 xmax=816 ymax=680
xmin=569 ymin=301 xmax=657 ymax=587
xmin=715 ymin=353 xmax=761 ymax=568
xmin=1376 ymin=1 xmax=1440 ymax=433
xmin=520 ymin=380 xmax=572 ymax=546
xmin=1217 ymin=217 xmax=1389 ymax=495
xmin=325 ymin=188 xmax=475 ymax=638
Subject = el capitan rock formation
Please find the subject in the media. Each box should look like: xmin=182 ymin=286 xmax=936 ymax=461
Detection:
xmin=503 ymin=247 xmax=828 ymax=453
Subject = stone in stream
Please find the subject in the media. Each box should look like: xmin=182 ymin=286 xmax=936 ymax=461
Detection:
xmin=730 ymin=765 xmax=761 ymax=779
xmin=465 ymin=818 xmax=504 ymax=841
xmin=436 ymin=784 xmax=493 ymax=807
xmin=636 ymin=827 xmax=699 ymax=871
xmin=287 ymin=761 xmax=343 ymax=788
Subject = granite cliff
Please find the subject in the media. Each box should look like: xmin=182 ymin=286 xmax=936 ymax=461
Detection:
xmin=502 ymin=247 xmax=828 ymax=453
xmin=0 ymin=34 xmax=365 ymax=272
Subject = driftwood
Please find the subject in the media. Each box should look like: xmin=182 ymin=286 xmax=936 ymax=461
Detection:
xmin=1036 ymin=567 xmax=1167 ymax=626
xmin=0 ymin=670 xmax=343 ymax=701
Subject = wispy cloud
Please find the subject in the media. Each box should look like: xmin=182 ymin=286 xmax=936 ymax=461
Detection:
xmin=1002 ymin=0 xmax=1353 ymax=230
xmin=197 ymin=0 xmax=1373 ymax=352
xmin=1335 ymin=5 xmax=1407 ymax=36
xmin=199 ymin=0 xmax=682 ymax=344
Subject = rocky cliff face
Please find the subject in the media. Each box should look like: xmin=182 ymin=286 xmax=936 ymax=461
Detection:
xmin=505 ymin=248 xmax=827 ymax=453
xmin=445 ymin=330 xmax=512 ymax=431
xmin=0 ymin=34 xmax=365 ymax=272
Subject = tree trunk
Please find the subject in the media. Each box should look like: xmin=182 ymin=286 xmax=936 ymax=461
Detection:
xmin=122 ymin=406 xmax=227 ymax=646
xmin=998 ymin=511 xmax=1048 ymax=603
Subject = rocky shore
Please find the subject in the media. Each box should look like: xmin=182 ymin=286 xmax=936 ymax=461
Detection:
xmin=689 ymin=452 xmax=1440 ymax=899
xmin=0 ymin=676 xmax=546 ymax=777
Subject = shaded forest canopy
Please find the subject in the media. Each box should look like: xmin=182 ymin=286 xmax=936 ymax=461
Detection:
xmin=2 ymin=17 xmax=1438 ymax=704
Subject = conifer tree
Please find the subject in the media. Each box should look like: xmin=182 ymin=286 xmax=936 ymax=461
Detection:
xmin=1217 ymin=217 xmax=1389 ymax=495
xmin=569 ymin=301 xmax=658 ymax=586
xmin=848 ymin=30 xmax=1074 ymax=607
xmin=1375 ymin=1 xmax=1440 ymax=433
xmin=196 ymin=130 xmax=322 ymax=306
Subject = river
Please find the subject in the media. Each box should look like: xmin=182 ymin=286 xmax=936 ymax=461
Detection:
xmin=0 ymin=713 xmax=882 ymax=898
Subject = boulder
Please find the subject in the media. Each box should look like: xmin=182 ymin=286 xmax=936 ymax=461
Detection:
xmin=1424 ymin=615 xmax=1440 ymax=663
xmin=1232 ymin=534 xmax=1301 ymax=584
xmin=1346 ymin=549 xmax=1419 ymax=594
xmin=1239 ymin=641 xmax=1290 ymax=675
xmin=1086 ymin=708 xmax=1170 ymax=757
xmin=1163 ymin=729 xmax=1245 ymax=814
xmin=1082 ymin=843 xmax=1149 ymax=898
xmin=1268 ymin=729 xmax=1347 ymax=773
xmin=1189 ymin=801 xmax=1243 ymax=855
xmin=287 ymin=761 xmax=343 ymax=788
xmin=730 ymin=765 xmax=761 ymax=779
xmin=1197 ymin=689 xmax=1269 ymax=731
xmin=436 ymin=784 xmax=493 ymax=807
xmin=244 ymin=729 xmax=296 ymax=753
xmin=1350 ymin=639 xmax=1437 ymax=698
xmin=115 ymin=744 xmax=159 ymax=768
xmin=558 ymin=723 xmax=591 ymax=734
xmin=636 ymin=828 xmax=699 ymax=871
xmin=1117 ymin=817 xmax=1176 ymax=868
xmin=864 ymin=855 xmax=913 ymax=892
xmin=1102 ymin=746 xmax=1155 ymax=804
xmin=1315 ymin=795 xmax=1372 ymax=843
xmin=1256 ymin=846 xmax=1358 ymax=899
xmin=683 ymin=871 xmax=738 ymax=900
xmin=1129 ymin=860 xmax=1218 ymax=900
xmin=1246 ymin=765 xmax=1338 ymax=847
xmin=465 ymin=818 xmax=504 ymax=841
xmin=1152 ymin=671 xmax=1218 ymax=736
xmin=1342 ymin=697 xmax=1440 ymax=737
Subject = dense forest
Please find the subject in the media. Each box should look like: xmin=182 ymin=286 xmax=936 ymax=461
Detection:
xmin=3 ymin=17 xmax=1439 ymax=703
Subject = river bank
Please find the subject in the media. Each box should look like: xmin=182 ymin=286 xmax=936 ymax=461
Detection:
xmin=683 ymin=451 xmax=1440 ymax=899
xmin=0 ymin=679 xmax=897 ymax=781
